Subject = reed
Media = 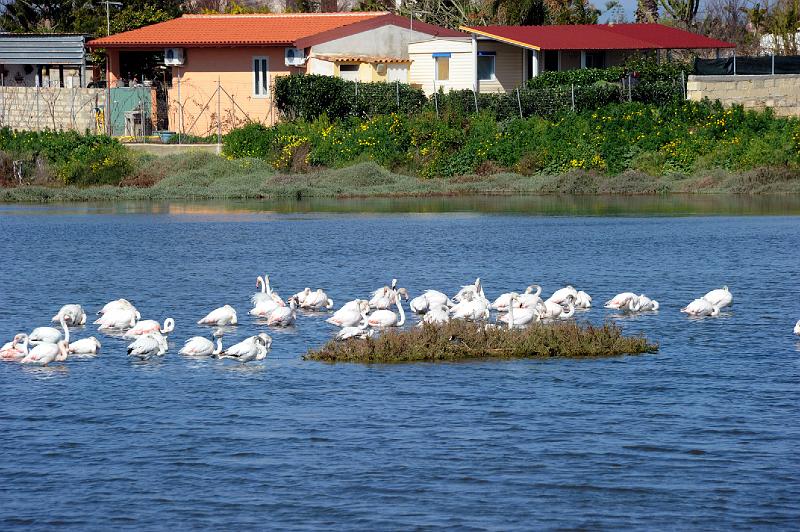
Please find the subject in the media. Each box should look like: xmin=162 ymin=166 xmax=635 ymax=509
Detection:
xmin=305 ymin=320 xmax=657 ymax=364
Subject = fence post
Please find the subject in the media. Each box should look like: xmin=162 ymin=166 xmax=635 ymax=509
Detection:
xmin=571 ymin=83 xmax=575 ymax=112
xmin=771 ymin=54 xmax=775 ymax=75
xmin=472 ymin=89 xmax=478 ymax=113
xmin=628 ymin=75 xmax=632 ymax=102
xmin=395 ymin=80 xmax=400 ymax=109
xmin=0 ymin=73 xmax=4 ymax=127
xmin=681 ymin=71 xmax=686 ymax=100
xmin=516 ymin=87 xmax=523 ymax=118
xmin=217 ymin=77 xmax=222 ymax=154
xmin=733 ymin=51 xmax=737 ymax=76
xmin=434 ymin=91 xmax=439 ymax=118
xmin=36 ymin=84 xmax=40 ymax=131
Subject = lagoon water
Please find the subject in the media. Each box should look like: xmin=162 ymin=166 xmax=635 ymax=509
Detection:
xmin=1 ymin=197 xmax=799 ymax=529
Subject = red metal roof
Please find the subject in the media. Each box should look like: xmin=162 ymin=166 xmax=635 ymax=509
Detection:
xmin=460 ymin=23 xmax=735 ymax=50
xmin=88 ymin=12 xmax=387 ymax=48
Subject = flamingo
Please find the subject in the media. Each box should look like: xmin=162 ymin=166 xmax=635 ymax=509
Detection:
xmin=794 ymin=320 xmax=800 ymax=335
xmin=450 ymin=291 xmax=490 ymax=321
xmin=327 ymin=300 xmax=370 ymax=327
xmin=537 ymin=297 xmax=576 ymax=320
xmin=370 ymin=283 xmax=407 ymax=310
xmin=198 ymin=305 xmax=238 ymax=326
xmin=1 ymin=334 xmax=29 ymax=361
xmin=267 ymin=297 xmax=297 ymax=327
xmin=604 ymin=292 xmax=640 ymax=311
xmin=218 ymin=333 xmax=271 ymax=363
xmin=52 ymin=304 xmax=86 ymax=325
xmin=703 ymin=286 xmax=733 ymax=309
xmin=421 ymin=305 xmax=450 ymax=325
xmin=292 ymin=287 xmax=312 ymax=306
xmin=21 ymin=339 xmax=68 ymax=366
xmin=498 ymin=294 xmax=540 ymax=328
xmin=29 ymin=315 xmax=69 ymax=345
xmin=127 ymin=332 xmax=168 ymax=359
xmin=336 ymin=311 xmax=372 ymax=340
xmin=97 ymin=298 xmax=136 ymax=316
xmin=301 ymin=289 xmax=334 ymax=310
xmin=180 ymin=335 xmax=223 ymax=357
xmin=368 ymin=291 xmax=406 ymax=328
xmin=94 ymin=307 xmax=140 ymax=330
xmin=68 ymin=337 xmax=101 ymax=356
xmin=453 ymin=278 xmax=485 ymax=303
xmin=681 ymin=298 xmax=720 ymax=317
xmin=123 ymin=318 xmax=175 ymax=338
xmin=409 ymin=290 xmax=452 ymax=314
xmin=636 ymin=295 xmax=659 ymax=311
xmin=492 ymin=285 xmax=541 ymax=311
xmin=547 ymin=285 xmax=578 ymax=305
xmin=575 ymin=290 xmax=592 ymax=309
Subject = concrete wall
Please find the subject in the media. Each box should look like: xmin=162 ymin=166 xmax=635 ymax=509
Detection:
xmin=687 ymin=74 xmax=800 ymax=116
xmin=0 ymin=86 xmax=105 ymax=132
xmin=311 ymin=25 xmax=442 ymax=59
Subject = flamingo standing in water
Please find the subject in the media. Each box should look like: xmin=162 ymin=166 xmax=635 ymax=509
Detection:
xmin=127 ymin=332 xmax=169 ymax=359
xmin=703 ymin=286 xmax=733 ymax=310
xmin=498 ymin=294 xmax=540 ymax=328
xmin=336 ymin=311 xmax=373 ymax=340
xmin=52 ymin=304 xmax=87 ymax=325
xmin=327 ymin=300 xmax=370 ymax=327
xmin=368 ymin=291 xmax=406 ymax=328
xmin=604 ymin=292 xmax=641 ymax=311
xmin=198 ymin=305 xmax=238 ymax=326
xmin=300 ymin=289 xmax=334 ymax=310
xmin=218 ymin=333 xmax=272 ymax=363
xmin=22 ymin=317 xmax=69 ymax=365
xmin=68 ymin=337 xmax=101 ymax=356
xmin=97 ymin=299 xmax=137 ymax=316
xmin=421 ymin=305 xmax=450 ymax=325
xmin=794 ymin=320 xmax=800 ymax=335
xmin=94 ymin=306 xmax=140 ymax=330
xmin=123 ymin=318 xmax=175 ymax=338
xmin=681 ymin=298 xmax=720 ymax=317
xmin=180 ymin=334 xmax=223 ymax=357
xmin=409 ymin=290 xmax=452 ymax=314
xmin=1 ymin=334 xmax=29 ymax=361
xmin=267 ymin=298 xmax=297 ymax=327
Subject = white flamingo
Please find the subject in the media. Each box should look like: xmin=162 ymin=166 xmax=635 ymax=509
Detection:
xmin=421 ymin=305 xmax=450 ymax=325
xmin=301 ymin=289 xmax=334 ymax=310
xmin=794 ymin=320 xmax=800 ymax=335
xmin=368 ymin=291 xmax=406 ymax=328
xmin=547 ymin=285 xmax=579 ymax=305
xmin=252 ymin=275 xmax=281 ymax=307
xmin=68 ymin=337 xmax=101 ymax=356
xmin=604 ymin=292 xmax=641 ymax=311
xmin=575 ymin=290 xmax=592 ymax=309
xmin=681 ymin=298 xmax=720 ymax=317
xmin=127 ymin=332 xmax=168 ymax=359
xmin=180 ymin=335 xmax=223 ymax=357
xmin=636 ymin=295 xmax=659 ymax=311
xmin=21 ymin=339 xmax=68 ymax=366
xmin=198 ymin=305 xmax=238 ymax=326
xmin=267 ymin=298 xmax=297 ymax=327
xmin=492 ymin=285 xmax=541 ymax=311
xmin=123 ymin=318 xmax=175 ymax=338
xmin=336 ymin=311 xmax=373 ymax=340
xmin=29 ymin=316 xmax=69 ymax=345
xmin=94 ymin=307 xmax=140 ymax=330
xmin=327 ymin=300 xmax=370 ymax=327
xmin=450 ymin=291 xmax=490 ymax=321
xmin=97 ymin=298 xmax=136 ymax=316
xmin=703 ymin=286 xmax=733 ymax=309
xmin=409 ymin=290 xmax=452 ymax=314
xmin=498 ymin=294 xmax=540 ymax=328
xmin=537 ymin=297 xmax=576 ymax=320
xmin=453 ymin=278 xmax=485 ymax=303
xmin=1 ymin=334 xmax=29 ymax=361
xmin=219 ymin=333 xmax=271 ymax=363
xmin=52 ymin=304 xmax=87 ymax=325
xmin=292 ymin=287 xmax=312 ymax=306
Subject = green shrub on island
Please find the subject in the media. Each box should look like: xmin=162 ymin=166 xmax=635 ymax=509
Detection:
xmin=0 ymin=128 xmax=133 ymax=186
xmin=223 ymin=100 xmax=800 ymax=178
xmin=304 ymin=320 xmax=658 ymax=364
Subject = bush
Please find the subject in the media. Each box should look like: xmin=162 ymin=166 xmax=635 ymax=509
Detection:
xmin=274 ymin=74 xmax=426 ymax=121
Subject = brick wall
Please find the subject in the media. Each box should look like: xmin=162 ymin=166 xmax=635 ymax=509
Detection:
xmin=687 ymin=74 xmax=800 ymax=117
xmin=0 ymin=87 xmax=106 ymax=133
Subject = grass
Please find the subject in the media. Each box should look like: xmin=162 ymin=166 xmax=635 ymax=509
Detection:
xmin=304 ymin=320 xmax=658 ymax=364
xmin=2 ymin=152 xmax=800 ymax=203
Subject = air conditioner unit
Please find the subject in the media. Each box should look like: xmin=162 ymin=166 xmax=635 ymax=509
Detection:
xmin=284 ymin=47 xmax=305 ymax=66
xmin=164 ymin=48 xmax=185 ymax=66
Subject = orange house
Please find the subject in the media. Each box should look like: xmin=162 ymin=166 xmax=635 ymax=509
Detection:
xmin=88 ymin=12 xmax=459 ymax=136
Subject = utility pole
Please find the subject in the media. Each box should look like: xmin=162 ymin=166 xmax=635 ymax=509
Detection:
xmin=105 ymin=1 xmax=123 ymax=36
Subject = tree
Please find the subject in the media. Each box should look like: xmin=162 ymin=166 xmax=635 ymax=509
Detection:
xmin=490 ymin=0 xmax=547 ymax=25
xmin=546 ymin=0 xmax=601 ymax=24
xmin=635 ymin=0 xmax=659 ymax=22
xmin=398 ymin=0 xmax=488 ymax=29
xmin=660 ymin=0 xmax=699 ymax=27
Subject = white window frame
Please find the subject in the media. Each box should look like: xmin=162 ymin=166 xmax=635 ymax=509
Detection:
xmin=477 ymin=54 xmax=496 ymax=81
xmin=252 ymin=56 xmax=269 ymax=98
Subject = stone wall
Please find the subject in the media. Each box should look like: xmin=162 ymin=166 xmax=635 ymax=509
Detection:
xmin=687 ymin=74 xmax=800 ymax=116
xmin=0 ymin=87 xmax=106 ymax=133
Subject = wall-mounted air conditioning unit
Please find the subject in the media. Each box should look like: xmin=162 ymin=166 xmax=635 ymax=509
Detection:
xmin=285 ymin=47 xmax=305 ymax=66
xmin=164 ymin=48 xmax=185 ymax=66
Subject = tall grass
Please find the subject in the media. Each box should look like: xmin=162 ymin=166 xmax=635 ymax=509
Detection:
xmin=305 ymin=321 xmax=658 ymax=364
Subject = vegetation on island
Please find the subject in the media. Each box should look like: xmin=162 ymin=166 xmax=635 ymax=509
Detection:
xmin=304 ymin=320 xmax=658 ymax=364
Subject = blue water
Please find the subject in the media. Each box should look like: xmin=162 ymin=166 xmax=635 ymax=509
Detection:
xmin=1 ymin=201 xmax=799 ymax=529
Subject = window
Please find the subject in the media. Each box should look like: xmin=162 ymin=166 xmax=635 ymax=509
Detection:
xmin=585 ymin=51 xmax=605 ymax=69
xmin=544 ymin=50 xmax=559 ymax=72
xmin=339 ymin=64 xmax=359 ymax=82
xmin=478 ymin=52 xmax=496 ymax=81
xmin=253 ymin=56 xmax=268 ymax=97
xmin=435 ymin=56 xmax=449 ymax=81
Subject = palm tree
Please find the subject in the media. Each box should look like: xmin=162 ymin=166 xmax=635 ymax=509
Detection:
xmin=490 ymin=0 xmax=547 ymax=25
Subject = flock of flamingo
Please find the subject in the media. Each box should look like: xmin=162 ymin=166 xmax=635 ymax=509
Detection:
xmin=1 ymin=274 xmax=798 ymax=366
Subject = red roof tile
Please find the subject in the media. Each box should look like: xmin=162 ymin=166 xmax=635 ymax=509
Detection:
xmin=89 ymin=12 xmax=389 ymax=48
xmin=461 ymin=23 xmax=735 ymax=50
